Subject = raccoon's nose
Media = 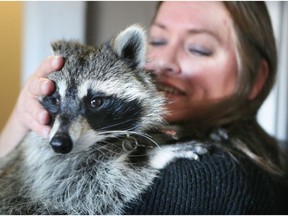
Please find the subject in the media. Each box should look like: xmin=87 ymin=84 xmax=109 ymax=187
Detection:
xmin=50 ymin=133 xmax=73 ymax=154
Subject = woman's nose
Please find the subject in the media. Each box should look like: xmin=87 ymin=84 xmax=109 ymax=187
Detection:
xmin=147 ymin=46 xmax=181 ymax=75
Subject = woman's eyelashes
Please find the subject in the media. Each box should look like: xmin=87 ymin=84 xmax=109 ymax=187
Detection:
xmin=149 ymin=38 xmax=167 ymax=46
xmin=149 ymin=36 xmax=213 ymax=57
xmin=187 ymin=45 xmax=213 ymax=57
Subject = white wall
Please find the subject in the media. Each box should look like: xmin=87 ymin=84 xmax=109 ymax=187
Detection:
xmin=21 ymin=1 xmax=157 ymax=82
xmin=21 ymin=2 xmax=86 ymax=84
xmin=86 ymin=1 xmax=157 ymax=45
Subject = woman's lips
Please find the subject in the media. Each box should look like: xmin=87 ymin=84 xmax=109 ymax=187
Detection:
xmin=156 ymin=83 xmax=185 ymax=96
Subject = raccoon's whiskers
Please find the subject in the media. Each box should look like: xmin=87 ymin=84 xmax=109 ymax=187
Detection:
xmin=121 ymin=134 xmax=139 ymax=152
xmin=96 ymin=140 xmax=126 ymax=156
xmin=97 ymin=117 xmax=141 ymax=131
xmin=134 ymin=132 xmax=161 ymax=149
xmin=98 ymin=130 xmax=161 ymax=149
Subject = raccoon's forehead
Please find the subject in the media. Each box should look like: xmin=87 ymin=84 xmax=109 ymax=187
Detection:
xmin=49 ymin=49 xmax=133 ymax=82
xmin=48 ymin=47 xmax=154 ymax=101
xmin=54 ymin=77 xmax=151 ymax=102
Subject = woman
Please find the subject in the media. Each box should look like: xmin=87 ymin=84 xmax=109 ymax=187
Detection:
xmin=0 ymin=1 xmax=287 ymax=214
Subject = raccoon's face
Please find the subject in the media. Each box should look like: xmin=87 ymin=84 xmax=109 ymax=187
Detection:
xmin=41 ymin=25 xmax=165 ymax=154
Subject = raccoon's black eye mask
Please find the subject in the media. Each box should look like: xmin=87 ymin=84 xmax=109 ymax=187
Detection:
xmin=41 ymin=92 xmax=61 ymax=115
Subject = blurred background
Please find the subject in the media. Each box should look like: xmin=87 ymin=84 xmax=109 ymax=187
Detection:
xmin=0 ymin=1 xmax=287 ymax=149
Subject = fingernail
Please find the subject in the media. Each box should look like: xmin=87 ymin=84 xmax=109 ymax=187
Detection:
xmin=41 ymin=80 xmax=50 ymax=94
xmin=39 ymin=109 xmax=51 ymax=125
xmin=52 ymin=56 xmax=60 ymax=67
xmin=38 ymin=110 xmax=45 ymax=124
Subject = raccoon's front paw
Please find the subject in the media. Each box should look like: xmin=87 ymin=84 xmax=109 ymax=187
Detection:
xmin=173 ymin=142 xmax=209 ymax=160
xmin=149 ymin=142 xmax=209 ymax=169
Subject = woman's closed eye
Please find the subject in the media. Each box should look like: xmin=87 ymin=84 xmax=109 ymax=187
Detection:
xmin=187 ymin=45 xmax=213 ymax=57
xmin=149 ymin=38 xmax=167 ymax=47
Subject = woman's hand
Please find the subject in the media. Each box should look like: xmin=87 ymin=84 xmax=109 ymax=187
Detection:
xmin=0 ymin=56 xmax=64 ymax=157
xmin=16 ymin=56 xmax=64 ymax=137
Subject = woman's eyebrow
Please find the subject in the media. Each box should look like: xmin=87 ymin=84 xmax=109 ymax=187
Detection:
xmin=151 ymin=22 xmax=221 ymax=42
xmin=151 ymin=22 xmax=167 ymax=30
xmin=187 ymin=28 xmax=221 ymax=43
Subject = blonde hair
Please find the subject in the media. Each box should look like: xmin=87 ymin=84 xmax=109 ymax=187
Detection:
xmin=222 ymin=2 xmax=285 ymax=176
xmin=224 ymin=1 xmax=277 ymax=117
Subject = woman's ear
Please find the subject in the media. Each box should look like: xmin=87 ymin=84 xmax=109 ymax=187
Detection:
xmin=248 ymin=60 xmax=269 ymax=100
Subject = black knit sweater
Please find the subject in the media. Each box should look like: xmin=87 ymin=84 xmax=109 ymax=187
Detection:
xmin=123 ymin=147 xmax=288 ymax=214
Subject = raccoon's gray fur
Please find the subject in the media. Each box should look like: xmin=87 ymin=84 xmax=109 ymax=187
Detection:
xmin=0 ymin=25 xmax=208 ymax=214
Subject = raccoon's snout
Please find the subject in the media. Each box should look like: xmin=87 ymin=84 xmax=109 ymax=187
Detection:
xmin=50 ymin=133 xmax=73 ymax=154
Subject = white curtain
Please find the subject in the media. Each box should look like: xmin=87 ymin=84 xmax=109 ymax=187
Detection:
xmin=258 ymin=2 xmax=288 ymax=146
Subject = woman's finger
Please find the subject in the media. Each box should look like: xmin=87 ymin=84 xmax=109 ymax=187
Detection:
xmin=35 ymin=56 xmax=64 ymax=77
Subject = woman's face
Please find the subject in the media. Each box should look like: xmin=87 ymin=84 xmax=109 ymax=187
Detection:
xmin=146 ymin=2 xmax=238 ymax=124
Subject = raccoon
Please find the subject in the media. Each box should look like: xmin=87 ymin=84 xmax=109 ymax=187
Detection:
xmin=0 ymin=25 xmax=208 ymax=214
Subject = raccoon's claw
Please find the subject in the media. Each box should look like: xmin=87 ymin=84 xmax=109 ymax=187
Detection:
xmin=176 ymin=143 xmax=209 ymax=160
xmin=149 ymin=142 xmax=209 ymax=169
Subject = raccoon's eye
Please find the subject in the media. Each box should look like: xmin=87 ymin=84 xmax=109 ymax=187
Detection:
xmin=41 ymin=95 xmax=61 ymax=114
xmin=51 ymin=97 xmax=60 ymax=106
xmin=90 ymin=97 xmax=104 ymax=108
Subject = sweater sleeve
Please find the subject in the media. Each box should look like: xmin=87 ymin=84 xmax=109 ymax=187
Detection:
xmin=123 ymin=148 xmax=288 ymax=214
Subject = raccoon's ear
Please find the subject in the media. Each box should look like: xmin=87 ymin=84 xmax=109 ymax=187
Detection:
xmin=112 ymin=24 xmax=146 ymax=69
